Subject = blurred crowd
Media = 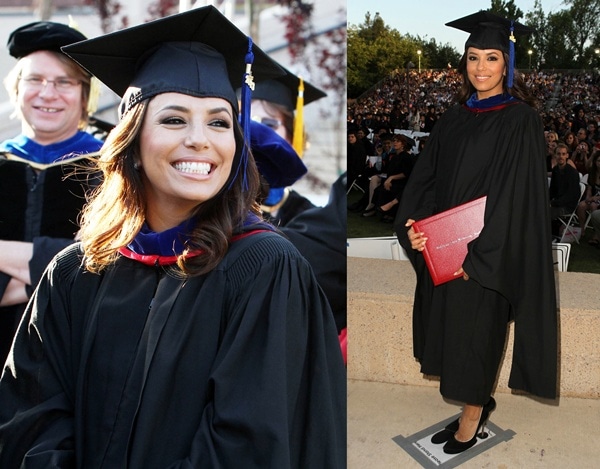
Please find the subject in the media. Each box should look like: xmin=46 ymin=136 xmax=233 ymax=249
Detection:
xmin=348 ymin=69 xmax=600 ymax=140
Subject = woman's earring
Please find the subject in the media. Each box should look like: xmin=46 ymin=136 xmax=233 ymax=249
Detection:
xmin=134 ymin=161 xmax=141 ymax=170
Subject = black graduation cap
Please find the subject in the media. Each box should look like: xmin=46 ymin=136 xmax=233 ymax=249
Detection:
xmin=61 ymin=5 xmax=286 ymax=117
xmin=62 ymin=6 xmax=287 ymax=191
xmin=251 ymin=69 xmax=327 ymax=111
xmin=7 ymin=21 xmax=87 ymax=59
xmin=245 ymin=67 xmax=326 ymax=158
xmin=446 ymin=10 xmax=534 ymax=87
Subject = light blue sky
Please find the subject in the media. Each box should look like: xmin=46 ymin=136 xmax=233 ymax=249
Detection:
xmin=346 ymin=0 xmax=565 ymax=52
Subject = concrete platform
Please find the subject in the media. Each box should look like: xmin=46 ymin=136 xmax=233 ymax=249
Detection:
xmin=347 ymin=256 xmax=600 ymax=467
xmin=348 ymin=379 xmax=600 ymax=468
xmin=348 ymin=257 xmax=600 ymax=398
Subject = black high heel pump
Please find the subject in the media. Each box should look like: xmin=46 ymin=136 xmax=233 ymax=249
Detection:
xmin=431 ymin=397 xmax=496 ymax=445
xmin=430 ymin=418 xmax=459 ymax=444
xmin=441 ymin=397 xmax=496 ymax=454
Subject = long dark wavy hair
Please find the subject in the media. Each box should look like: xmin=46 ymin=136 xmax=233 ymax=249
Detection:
xmin=455 ymin=50 xmax=537 ymax=108
xmin=78 ymin=98 xmax=262 ymax=277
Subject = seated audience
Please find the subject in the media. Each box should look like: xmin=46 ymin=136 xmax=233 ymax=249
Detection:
xmin=353 ymin=133 xmax=393 ymax=213
xmin=364 ymin=134 xmax=414 ymax=222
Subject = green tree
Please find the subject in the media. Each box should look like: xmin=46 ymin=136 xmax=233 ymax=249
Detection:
xmin=402 ymin=35 xmax=461 ymax=70
xmin=348 ymin=13 xmax=415 ymax=97
xmin=347 ymin=26 xmax=373 ymax=97
xmin=490 ymin=0 xmax=524 ymax=21
xmin=544 ymin=10 xmax=578 ymax=68
xmin=489 ymin=0 xmax=537 ymax=69
xmin=421 ymin=38 xmax=461 ymax=69
xmin=525 ymin=0 xmax=548 ymax=69
xmin=563 ymin=0 xmax=600 ymax=66
xmin=357 ymin=11 xmax=388 ymax=43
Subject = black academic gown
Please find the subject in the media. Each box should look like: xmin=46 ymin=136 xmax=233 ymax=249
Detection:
xmin=266 ymin=190 xmax=316 ymax=227
xmin=0 ymin=154 xmax=101 ymax=365
xmin=0 ymin=231 xmax=346 ymax=468
xmin=395 ymin=99 xmax=558 ymax=401
xmin=281 ymin=173 xmax=347 ymax=333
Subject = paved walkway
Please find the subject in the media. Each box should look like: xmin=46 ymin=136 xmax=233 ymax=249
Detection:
xmin=348 ymin=379 xmax=600 ymax=468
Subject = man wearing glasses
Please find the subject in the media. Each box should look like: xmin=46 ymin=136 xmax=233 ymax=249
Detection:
xmin=0 ymin=21 xmax=103 ymax=365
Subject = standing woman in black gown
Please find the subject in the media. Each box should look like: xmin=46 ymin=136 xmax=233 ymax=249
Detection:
xmin=395 ymin=11 xmax=558 ymax=455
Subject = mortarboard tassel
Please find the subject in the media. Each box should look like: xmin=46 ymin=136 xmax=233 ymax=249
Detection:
xmin=507 ymin=20 xmax=516 ymax=88
xmin=233 ymin=36 xmax=255 ymax=190
xmin=292 ymin=77 xmax=304 ymax=157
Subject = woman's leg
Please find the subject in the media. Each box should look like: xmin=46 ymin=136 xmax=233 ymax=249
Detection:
xmin=365 ymin=175 xmax=381 ymax=210
xmin=576 ymin=200 xmax=589 ymax=231
xmin=454 ymin=403 xmax=483 ymax=442
xmin=379 ymin=198 xmax=398 ymax=212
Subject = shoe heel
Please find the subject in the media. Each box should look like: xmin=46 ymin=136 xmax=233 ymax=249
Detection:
xmin=476 ymin=419 xmax=490 ymax=439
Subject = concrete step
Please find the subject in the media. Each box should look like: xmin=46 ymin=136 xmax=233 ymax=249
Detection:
xmin=347 ymin=257 xmax=600 ymax=399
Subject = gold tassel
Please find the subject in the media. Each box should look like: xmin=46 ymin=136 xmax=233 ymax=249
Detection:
xmin=87 ymin=76 xmax=101 ymax=115
xmin=292 ymin=77 xmax=304 ymax=157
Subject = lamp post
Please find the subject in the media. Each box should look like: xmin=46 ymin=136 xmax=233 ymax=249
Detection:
xmin=528 ymin=49 xmax=533 ymax=69
xmin=406 ymin=60 xmax=415 ymax=112
xmin=417 ymin=49 xmax=421 ymax=73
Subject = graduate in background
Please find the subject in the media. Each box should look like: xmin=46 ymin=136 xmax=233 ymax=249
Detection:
xmin=396 ymin=11 xmax=557 ymax=455
xmin=251 ymin=70 xmax=326 ymax=225
xmin=250 ymin=70 xmax=347 ymax=357
xmin=0 ymin=21 xmax=103 ymax=365
xmin=0 ymin=7 xmax=346 ymax=468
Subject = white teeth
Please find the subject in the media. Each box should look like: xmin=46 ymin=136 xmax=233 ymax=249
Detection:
xmin=38 ymin=107 xmax=59 ymax=113
xmin=173 ymin=161 xmax=211 ymax=175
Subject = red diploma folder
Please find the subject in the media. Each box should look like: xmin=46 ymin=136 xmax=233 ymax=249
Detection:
xmin=412 ymin=196 xmax=487 ymax=286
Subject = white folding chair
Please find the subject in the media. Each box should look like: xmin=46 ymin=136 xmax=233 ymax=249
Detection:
xmin=580 ymin=203 xmax=597 ymax=234
xmin=346 ymin=177 xmax=365 ymax=195
xmin=551 ymin=242 xmax=571 ymax=271
xmin=558 ymin=182 xmax=586 ymax=243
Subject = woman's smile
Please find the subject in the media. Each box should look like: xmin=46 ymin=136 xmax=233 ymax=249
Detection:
xmin=171 ymin=160 xmax=213 ymax=175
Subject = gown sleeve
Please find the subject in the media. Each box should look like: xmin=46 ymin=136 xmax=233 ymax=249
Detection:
xmin=281 ymin=174 xmax=347 ymax=333
xmin=461 ymin=107 xmax=558 ymax=398
xmin=28 ymin=237 xmax=75 ymax=295
xmin=0 ymin=247 xmax=82 ymax=468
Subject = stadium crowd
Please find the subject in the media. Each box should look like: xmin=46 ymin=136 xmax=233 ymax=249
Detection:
xmin=348 ymin=69 xmax=600 ymax=139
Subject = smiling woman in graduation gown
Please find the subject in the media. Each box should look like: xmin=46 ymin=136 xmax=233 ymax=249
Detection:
xmin=395 ymin=12 xmax=558 ymax=411
xmin=0 ymin=223 xmax=344 ymax=468
xmin=0 ymin=7 xmax=345 ymax=468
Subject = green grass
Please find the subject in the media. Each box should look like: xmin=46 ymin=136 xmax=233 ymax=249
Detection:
xmin=346 ymin=189 xmax=600 ymax=274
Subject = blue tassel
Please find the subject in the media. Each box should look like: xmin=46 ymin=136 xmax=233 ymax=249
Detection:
xmin=264 ymin=187 xmax=285 ymax=206
xmin=508 ymin=20 xmax=515 ymax=88
xmin=230 ymin=37 xmax=255 ymax=191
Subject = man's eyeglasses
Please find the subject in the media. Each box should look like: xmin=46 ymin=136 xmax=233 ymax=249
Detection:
xmin=20 ymin=76 xmax=81 ymax=92
xmin=252 ymin=116 xmax=282 ymax=130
